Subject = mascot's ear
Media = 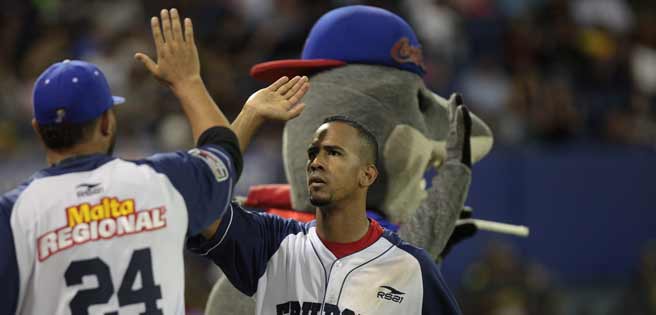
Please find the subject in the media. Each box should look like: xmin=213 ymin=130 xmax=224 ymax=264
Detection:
xmin=359 ymin=164 xmax=378 ymax=188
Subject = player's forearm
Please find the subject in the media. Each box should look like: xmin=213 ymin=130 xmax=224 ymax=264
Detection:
xmin=398 ymin=161 xmax=471 ymax=259
xmin=231 ymin=105 xmax=265 ymax=153
xmin=171 ymin=77 xmax=231 ymax=143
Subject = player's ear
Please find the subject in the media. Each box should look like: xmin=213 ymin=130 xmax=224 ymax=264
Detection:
xmin=100 ymin=110 xmax=111 ymax=136
xmin=31 ymin=118 xmax=39 ymax=134
xmin=359 ymin=164 xmax=378 ymax=187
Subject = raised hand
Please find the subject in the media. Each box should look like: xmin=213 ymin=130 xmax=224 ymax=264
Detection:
xmin=230 ymin=76 xmax=309 ymax=153
xmin=135 ymin=8 xmax=200 ymax=89
xmin=244 ymin=76 xmax=310 ymax=121
xmin=134 ymin=8 xmax=230 ymax=142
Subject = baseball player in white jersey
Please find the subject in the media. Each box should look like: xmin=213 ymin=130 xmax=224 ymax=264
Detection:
xmin=0 ymin=9 xmax=308 ymax=315
xmin=187 ymin=115 xmax=463 ymax=314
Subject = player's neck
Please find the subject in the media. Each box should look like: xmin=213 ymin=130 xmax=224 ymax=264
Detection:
xmin=315 ymin=199 xmax=369 ymax=243
xmin=46 ymin=143 xmax=108 ymax=166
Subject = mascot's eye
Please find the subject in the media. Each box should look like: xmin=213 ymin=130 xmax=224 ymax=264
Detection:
xmin=417 ymin=90 xmax=430 ymax=113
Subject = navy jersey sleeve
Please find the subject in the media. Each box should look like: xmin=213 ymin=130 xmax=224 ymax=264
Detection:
xmin=137 ymin=144 xmax=237 ymax=236
xmin=399 ymin=243 xmax=462 ymax=315
xmin=0 ymin=194 xmax=21 ymax=314
xmin=187 ymin=203 xmax=306 ymax=296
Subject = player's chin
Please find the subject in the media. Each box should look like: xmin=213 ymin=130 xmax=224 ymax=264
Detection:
xmin=309 ymin=192 xmax=331 ymax=207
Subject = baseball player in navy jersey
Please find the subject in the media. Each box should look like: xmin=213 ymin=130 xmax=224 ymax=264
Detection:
xmin=0 ymin=9 xmax=308 ymax=315
xmin=188 ymin=113 xmax=466 ymax=313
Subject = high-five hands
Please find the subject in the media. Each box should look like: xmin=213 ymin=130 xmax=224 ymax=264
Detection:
xmin=135 ymin=8 xmax=200 ymax=89
xmin=244 ymin=76 xmax=309 ymax=122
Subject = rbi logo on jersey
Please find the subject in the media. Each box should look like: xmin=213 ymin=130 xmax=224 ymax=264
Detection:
xmin=377 ymin=286 xmax=405 ymax=304
xmin=76 ymin=182 xmax=103 ymax=197
xmin=189 ymin=148 xmax=229 ymax=182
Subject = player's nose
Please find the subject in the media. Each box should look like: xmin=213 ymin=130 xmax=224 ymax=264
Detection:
xmin=308 ymin=154 xmax=325 ymax=172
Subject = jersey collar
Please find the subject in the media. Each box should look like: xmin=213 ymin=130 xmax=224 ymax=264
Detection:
xmin=308 ymin=224 xmax=397 ymax=267
xmin=38 ymin=154 xmax=115 ymax=177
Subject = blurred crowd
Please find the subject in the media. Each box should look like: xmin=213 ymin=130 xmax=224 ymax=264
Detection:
xmin=404 ymin=0 xmax=656 ymax=147
xmin=1 ymin=0 xmax=656 ymax=184
xmin=458 ymin=241 xmax=564 ymax=315
xmin=452 ymin=239 xmax=656 ymax=315
xmin=1 ymin=0 xmax=656 ymax=314
xmin=1 ymin=0 xmax=656 ymax=153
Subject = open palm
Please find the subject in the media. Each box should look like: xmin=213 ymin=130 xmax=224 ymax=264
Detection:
xmin=245 ymin=76 xmax=309 ymax=121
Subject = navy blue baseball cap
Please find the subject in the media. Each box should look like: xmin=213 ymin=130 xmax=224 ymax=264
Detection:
xmin=251 ymin=5 xmax=426 ymax=83
xmin=33 ymin=60 xmax=125 ymax=124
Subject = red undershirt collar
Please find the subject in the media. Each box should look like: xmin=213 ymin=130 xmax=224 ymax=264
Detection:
xmin=318 ymin=219 xmax=384 ymax=259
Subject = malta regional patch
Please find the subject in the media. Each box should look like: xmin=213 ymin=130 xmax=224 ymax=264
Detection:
xmin=189 ymin=148 xmax=230 ymax=182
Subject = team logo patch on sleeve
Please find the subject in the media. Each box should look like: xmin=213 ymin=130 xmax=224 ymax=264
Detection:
xmin=189 ymin=148 xmax=230 ymax=182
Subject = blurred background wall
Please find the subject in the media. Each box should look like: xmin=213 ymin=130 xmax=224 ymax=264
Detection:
xmin=0 ymin=0 xmax=654 ymax=314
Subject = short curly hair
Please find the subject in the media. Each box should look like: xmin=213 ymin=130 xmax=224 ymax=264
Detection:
xmin=322 ymin=115 xmax=378 ymax=165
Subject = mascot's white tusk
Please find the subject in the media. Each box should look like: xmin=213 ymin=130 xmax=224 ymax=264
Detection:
xmin=458 ymin=218 xmax=530 ymax=237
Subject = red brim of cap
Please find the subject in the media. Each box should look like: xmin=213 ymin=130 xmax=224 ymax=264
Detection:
xmin=250 ymin=59 xmax=346 ymax=83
